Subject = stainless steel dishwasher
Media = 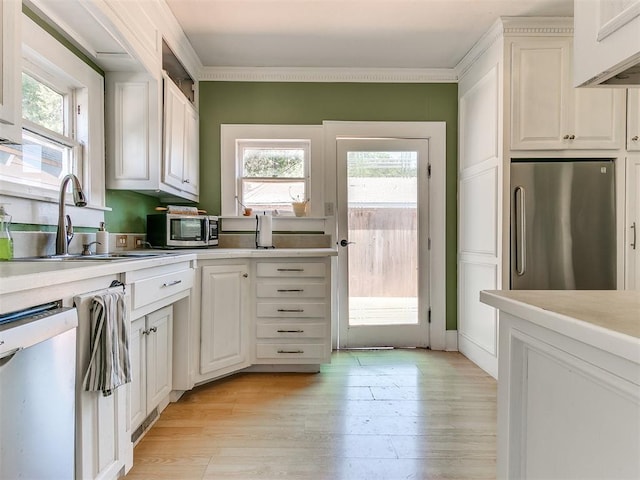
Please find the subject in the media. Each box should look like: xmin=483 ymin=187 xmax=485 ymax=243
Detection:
xmin=0 ymin=303 xmax=78 ymax=479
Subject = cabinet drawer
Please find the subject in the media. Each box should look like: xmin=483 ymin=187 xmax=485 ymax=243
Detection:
xmin=132 ymin=268 xmax=194 ymax=310
xmin=255 ymin=343 xmax=326 ymax=360
xmin=256 ymin=302 xmax=325 ymax=318
xmin=256 ymin=322 xmax=326 ymax=339
xmin=256 ymin=262 xmax=326 ymax=278
xmin=256 ymin=282 xmax=326 ymax=298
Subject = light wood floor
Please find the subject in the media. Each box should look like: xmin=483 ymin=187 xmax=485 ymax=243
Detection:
xmin=126 ymin=349 xmax=497 ymax=479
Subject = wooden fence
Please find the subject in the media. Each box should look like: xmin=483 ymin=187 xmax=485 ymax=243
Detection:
xmin=347 ymin=207 xmax=418 ymax=297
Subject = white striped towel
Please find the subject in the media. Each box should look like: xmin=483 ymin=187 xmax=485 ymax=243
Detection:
xmin=83 ymin=290 xmax=131 ymax=396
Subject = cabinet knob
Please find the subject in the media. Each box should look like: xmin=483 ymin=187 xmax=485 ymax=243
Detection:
xmin=243 ymin=273 xmax=248 ymax=278
xmin=632 ymin=136 xmax=639 ymax=141
xmin=563 ymin=135 xmax=570 ymax=140
xmin=569 ymin=134 xmax=575 ymax=140
xmin=183 ymin=179 xmax=190 ymax=184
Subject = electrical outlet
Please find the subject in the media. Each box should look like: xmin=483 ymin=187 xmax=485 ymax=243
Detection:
xmin=116 ymin=235 xmax=128 ymax=247
xmin=136 ymin=238 xmax=143 ymax=248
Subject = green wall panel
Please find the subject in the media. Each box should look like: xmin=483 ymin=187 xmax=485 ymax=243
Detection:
xmin=198 ymin=81 xmax=458 ymax=330
xmin=105 ymin=190 xmax=158 ymax=233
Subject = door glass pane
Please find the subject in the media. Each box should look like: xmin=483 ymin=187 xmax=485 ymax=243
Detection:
xmin=347 ymin=151 xmax=418 ymax=326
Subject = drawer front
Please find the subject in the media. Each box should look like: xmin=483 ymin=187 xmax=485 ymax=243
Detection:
xmin=255 ymin=343 xmax=326 ymax=360
xmin=132 ymin=268 xmax=194 ymax=310
xmin=256 ymin=302 xmax=325 ymax=318
xmin=256 ymin=282 xmax=326 ymax=298
xmin=256 ymin=262 xmax=326 ymax=278
xmin=256 ymin=322 xmax=326 ymax=339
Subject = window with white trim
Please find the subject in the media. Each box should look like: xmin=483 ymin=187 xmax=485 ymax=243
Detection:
xmin=221 ymin=125 xmax=324 ymax=217
xmin=238 ymin=140 xmax=310 ymax=214
xmin=0 ymin=13 xmax=105 ymax=226
xmin=4 ymin=71 xmax=84 ymax=191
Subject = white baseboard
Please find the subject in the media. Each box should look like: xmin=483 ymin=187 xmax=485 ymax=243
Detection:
xmin=458 ymin=334 xmax=498 ymax=379
xmin=445 ymin=330 xmax=459 ymax=351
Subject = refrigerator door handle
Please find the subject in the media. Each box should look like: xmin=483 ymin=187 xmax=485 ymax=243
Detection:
xmin=632 ymin=222 xmax=637 ymax=250
xmin=515 ymin=186 xmax=526 ymax=276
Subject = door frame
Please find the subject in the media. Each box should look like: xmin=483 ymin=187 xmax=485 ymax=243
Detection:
xmin=336 ymin=138 xmax=430 ymax=348
xmin=324 ymin=121 xmax=447 ymax=351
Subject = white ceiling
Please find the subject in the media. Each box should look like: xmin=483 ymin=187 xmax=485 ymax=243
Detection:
xmin=165 ymin=0 xmax=573 ymax=69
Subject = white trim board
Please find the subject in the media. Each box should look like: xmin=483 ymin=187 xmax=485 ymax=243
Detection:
xmin=201 ymin=67 xmax=457 ymax=83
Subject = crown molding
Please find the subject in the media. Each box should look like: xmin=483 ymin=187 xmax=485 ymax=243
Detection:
xmin=501 ymin=16 xmax=574 ymax=35
xmin=455 ymin=16 xmax=574 ymax=79
xmin=455 ymin=18 xmax=504 ymax=80
xmin=199 ymin=67 xmax=458 ymax=83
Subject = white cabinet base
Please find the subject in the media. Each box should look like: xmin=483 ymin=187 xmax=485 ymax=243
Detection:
xmin=498 ymin=312 xmax=639 ymax=479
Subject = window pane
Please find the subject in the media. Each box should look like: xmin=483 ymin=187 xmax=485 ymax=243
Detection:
xmin=22 ymin=73 xmax=65 ymax=135
xmin=242 ymin=180 xmax=305 ymax=213
xmin=242 ymin=148 xmax=304 ymax=178
xmin=0 ymin=132 xmax=73 ymax=190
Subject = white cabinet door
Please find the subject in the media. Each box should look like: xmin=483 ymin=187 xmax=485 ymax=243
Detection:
xmin=626 ymin=154 xmax=640 ymax=290
xmin=628 ymin=89 xmax=640 ymax=152
xmin=200 ymin=264 xmax=251 ymax=377
xmin=510 ymin=39 xmax=569 ymax=150
xmin=130 ymin=307 xmax=173 ymax=432
xmin=163 ymin=77 xmax=187 ymax=191
xmin=0 ymin=0 xmax=21 ymax=143
xmin=145 ymin=306 xmax=173 ymax=412
xmin=106 ymin=73 xmax=160 ymax=191
xmin=510 ymin=38 xmax=624 ymax=150
xmin=129 ymin=316 xmax=146 ymax=432
xmin=182 ymin=103 xmax=199 ymax=196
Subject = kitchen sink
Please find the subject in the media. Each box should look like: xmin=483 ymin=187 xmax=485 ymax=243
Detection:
xmin=14 ymin=252 xmax=175 ymax=262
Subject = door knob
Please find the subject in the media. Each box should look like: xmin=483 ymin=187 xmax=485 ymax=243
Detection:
xmin=339 ymin=239 xmax=354 ymax=247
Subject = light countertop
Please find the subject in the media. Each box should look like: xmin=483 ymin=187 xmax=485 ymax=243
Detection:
xmin=481 ymin=290 xmax=640 ymax=363
xmin=0 ymin=248 xmax=337 ymax=297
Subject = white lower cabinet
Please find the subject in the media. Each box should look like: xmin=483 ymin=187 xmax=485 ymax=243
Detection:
xmin=254 ymin=259 xmax=331 ymax=364
xmin=130 ymin=306 xmax=173 ymax=433
xmin=199 ymin=263 xmax=251 ymax=380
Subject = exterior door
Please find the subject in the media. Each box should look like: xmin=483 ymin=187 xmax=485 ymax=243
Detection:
xmin=337 ymin=138 xmax=430 ymax=348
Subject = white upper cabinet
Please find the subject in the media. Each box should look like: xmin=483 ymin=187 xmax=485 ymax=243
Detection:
xmin=510 ymin=37 xmax=625 ymax=150
xmin=629 ymin=89 xmax=640 ymax=151
xmin=0 ymin=0 xmax=21 ymax=143
xmin=162 ymin=74 xmax=199 ymax=198
xmin=574 ymin=0 xmax=640 ymax=87
xmin=106 ymin=71 xmax=199 ymax=202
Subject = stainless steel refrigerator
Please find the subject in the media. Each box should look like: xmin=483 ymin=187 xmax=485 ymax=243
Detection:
xmin=510 ymin=160 xmax=616 ymax=290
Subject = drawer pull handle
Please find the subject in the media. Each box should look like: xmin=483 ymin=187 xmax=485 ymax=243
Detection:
xmin=277 ymin=309 xmax=304 ymax=313
xmin=277 ymin=329 xmax=304 ymax=333
xmin=277 ymin=268 xmax=304 ymax=272
xmin=162 ymin=280 xmax=182 ymax=288
xmin=277 ymin=349 xmax=304 ymax=354
xmin=277 ymin=289 xmax=304 ymax=292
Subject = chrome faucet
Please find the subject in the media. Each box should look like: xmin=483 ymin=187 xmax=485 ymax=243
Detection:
xmin=56 ymin=174 xmax=87 ymax=255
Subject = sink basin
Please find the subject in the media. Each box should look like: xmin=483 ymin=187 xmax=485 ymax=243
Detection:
xmin=14 ymin=252 xmax=173 ymax=262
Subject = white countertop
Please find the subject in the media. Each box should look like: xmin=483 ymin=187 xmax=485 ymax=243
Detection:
xmin=0 ymin=248 xmax=337 ymax=297
xmin=480 ymin=290 xmax=640 ymax=363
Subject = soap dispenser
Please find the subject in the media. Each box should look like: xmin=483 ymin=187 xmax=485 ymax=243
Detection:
xmin=96 ymin=222 xmax=109 ymax=254
xmin=0 ymin=204 xmax=13 ymax=260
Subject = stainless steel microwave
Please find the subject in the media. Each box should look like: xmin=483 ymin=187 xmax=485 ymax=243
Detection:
xmin=146 ymin=214 xmax=218 ymax=248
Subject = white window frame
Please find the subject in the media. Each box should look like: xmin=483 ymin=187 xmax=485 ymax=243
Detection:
xmin=237 ymin=139 xmax=310 ymax=213
xmin=221 ymin=125 xmax=324 ymax=217
xmin=0 ymin=13 xmax=106 ymax=227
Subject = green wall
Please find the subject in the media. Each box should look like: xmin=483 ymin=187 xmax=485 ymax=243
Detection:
xmin=104 ymin=190 xmax=159 ymax=233
xmin=199 ymin=81 xmax=458 ymax=330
